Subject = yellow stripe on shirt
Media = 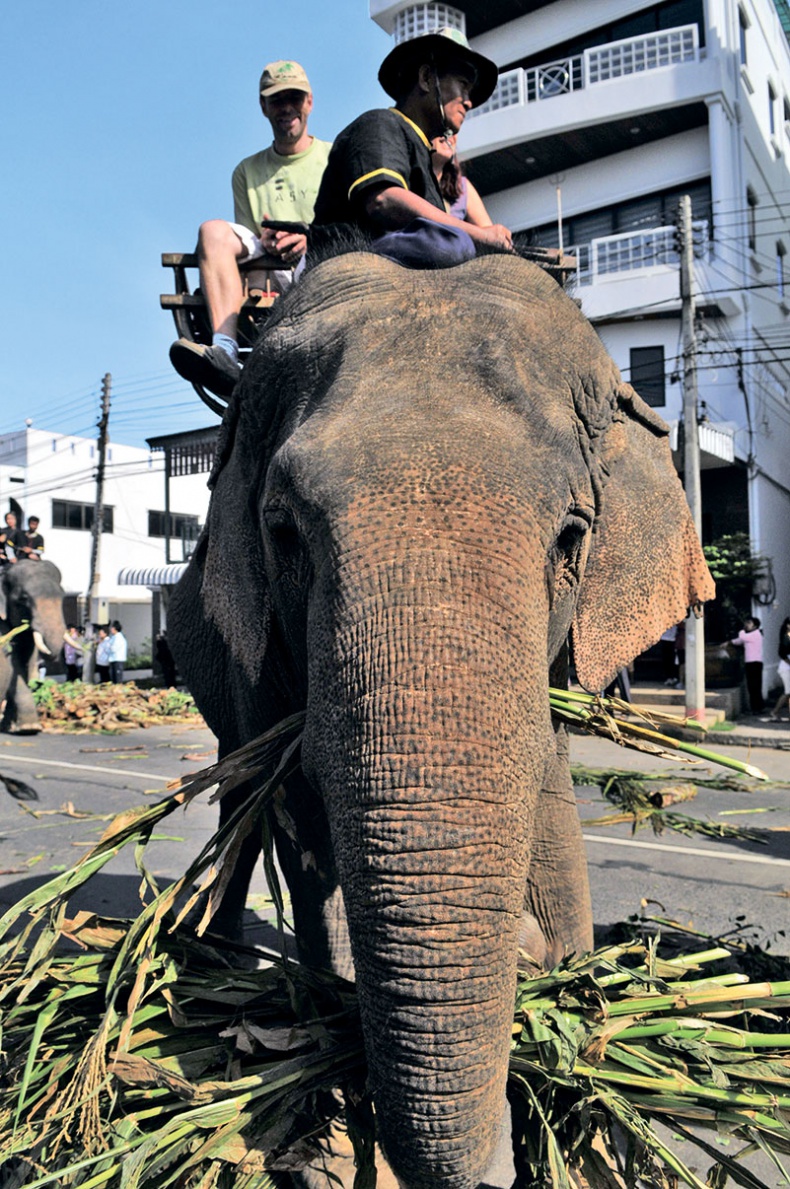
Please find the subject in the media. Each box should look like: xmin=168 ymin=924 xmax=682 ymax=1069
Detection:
xmin=348 ymin=167 xmax=408 ymax=200
xmin=389 ymin=107 xmax=431 ymax=148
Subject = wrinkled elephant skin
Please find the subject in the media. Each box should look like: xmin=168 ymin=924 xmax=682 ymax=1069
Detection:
xmin=1 ymin=560 xmax=66 ymax=732
xmin=169 ymin=253 xmax=714 ymax=1189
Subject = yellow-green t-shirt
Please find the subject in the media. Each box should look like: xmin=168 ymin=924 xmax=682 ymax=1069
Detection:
xmin=232 ymin=138 xmax=332 ymax=233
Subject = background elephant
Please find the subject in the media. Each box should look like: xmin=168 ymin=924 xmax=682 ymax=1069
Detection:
xmin=169 ymin=251 xmax=714 ymax=1189
xmin=1 ymin=560 xmax=66 ymax=732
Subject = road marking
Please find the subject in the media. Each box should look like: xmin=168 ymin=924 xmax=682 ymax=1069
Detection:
xmin=0 ymin=754 xmax=172 ymax=783
xmin=583 ymin=832 xmax=790 ymax=868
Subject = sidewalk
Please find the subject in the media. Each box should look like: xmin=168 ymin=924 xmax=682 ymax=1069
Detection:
xmin=612 ymin=680 xmax=790 ymax=752
xmin=706 ymin=714 xmax=790 ymax=751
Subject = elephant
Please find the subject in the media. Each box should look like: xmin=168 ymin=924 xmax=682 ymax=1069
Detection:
xmin=1 ymin=560 xmax=67 ymax=732
xmin=168 ymin=249 xmax=714 ymax=1189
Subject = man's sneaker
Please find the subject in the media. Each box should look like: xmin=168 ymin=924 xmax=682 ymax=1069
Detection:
xmin=169 ymin=339 xmax=241 ymax=397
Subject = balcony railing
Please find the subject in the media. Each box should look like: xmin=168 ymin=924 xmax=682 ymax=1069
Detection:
xmin=470 ymin=24 xmax=699 ymax=119
xmin=563 ymin=221 xmax=708 ymax=286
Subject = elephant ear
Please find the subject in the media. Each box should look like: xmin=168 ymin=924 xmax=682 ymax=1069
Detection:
xmin=190 ymin=406 xmax=272 ymax=688
xmin=572 ymin=382 xmax=715 ymax=692
xmin=170 ymin=399 xmax=274 ymax=694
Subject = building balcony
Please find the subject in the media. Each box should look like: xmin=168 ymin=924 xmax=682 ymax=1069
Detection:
xmin=470 ymin=25 xmax=701 ymax=120
xmin=562 ymin=220 xmax=710 ymax=321
xmin=668 ymin=419 xmax=737 ymax=468
xmin=461 ymin=24 xmax=719 ymax=190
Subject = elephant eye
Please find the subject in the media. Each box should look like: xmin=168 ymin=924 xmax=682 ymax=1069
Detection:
xmin=263 ymin=506 xmax=311 ymax=589
xmin=555 ymin=514 xmax=589 ymax=558
xmin=548 ymin=512 xmax=591 ymax=603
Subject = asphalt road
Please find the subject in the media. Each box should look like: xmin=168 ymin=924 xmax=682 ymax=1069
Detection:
xmin=1 ymin=723 xmax=788 ymax=955
xmin=0 ymin=722 xmax=278 ymax=948
xmin=570 ymin=731 xmax=790 ymax=955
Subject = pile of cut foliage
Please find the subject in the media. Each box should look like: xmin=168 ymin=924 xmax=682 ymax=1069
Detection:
xmin=1 ymin=713 xmax=789 ymax=1188
xmin=30 ymin=679 xmax=205 ymax=733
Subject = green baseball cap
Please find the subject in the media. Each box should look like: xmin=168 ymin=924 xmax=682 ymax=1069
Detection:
xmin=259 ymin=60 xmax=312 ymax=97
xmin=378 ymin=26 xmax=498 ymax=107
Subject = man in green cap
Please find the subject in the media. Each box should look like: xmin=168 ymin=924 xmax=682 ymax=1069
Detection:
xmin=312 ymin=27 xmax=512 ymax=267
xmin=170 ymin=60 xmax=332 ymax=397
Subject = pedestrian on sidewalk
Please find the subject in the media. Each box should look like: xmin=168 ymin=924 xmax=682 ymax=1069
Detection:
xmin=94 ymin=626 xmax=111 ymax=683
xmin=107 ymin=621 xmax=128 ymax=684
xmin=764 ymin=616 xmax=790 ymax=722
xmin=62 ymin=625 xmax=84 ymax=682
xmin=731 ymin=616 xmax=764 ymax=714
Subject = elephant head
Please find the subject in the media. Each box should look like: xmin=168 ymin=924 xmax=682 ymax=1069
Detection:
xmin=1 ymin=559 xmax=66 ymax=732
xmin=170 ymin=251 xmax=713 ymax=1189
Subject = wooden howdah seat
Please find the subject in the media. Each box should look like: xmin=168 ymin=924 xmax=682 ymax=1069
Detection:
xmin=160 ymin=251 xmax=286 ymax=415
xmin=161 ymin=241 xmax=577 ymax=416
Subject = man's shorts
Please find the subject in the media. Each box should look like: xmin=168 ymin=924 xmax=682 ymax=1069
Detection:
xmin=228 ymin=221 xmax=295 ymax=292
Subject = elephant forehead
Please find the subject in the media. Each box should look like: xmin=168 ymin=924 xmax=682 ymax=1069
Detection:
xmin=274 ymin=388 xmax=585 ymax=527
xmin=275 ymin=251 xmax=615 ymax=397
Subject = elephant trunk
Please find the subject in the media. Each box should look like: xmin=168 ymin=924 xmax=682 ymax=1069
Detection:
xmin=302 ymin=540 xmax=552 ymax=1189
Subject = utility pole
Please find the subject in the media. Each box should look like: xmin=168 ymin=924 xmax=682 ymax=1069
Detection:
xmin=679 ymin=196 xmax=706 ymax=724
xmin=83 ymin=374 xmax=111 ymax=683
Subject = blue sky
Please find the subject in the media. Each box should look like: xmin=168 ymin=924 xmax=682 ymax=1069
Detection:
xmin=0 ymin=1 xmax=391 ymax=447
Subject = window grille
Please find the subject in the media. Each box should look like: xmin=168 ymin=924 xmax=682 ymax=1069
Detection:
xmin=587 ymin=26 xmax=697 ymax=84
xmin=473 ymin=69 xmax=523 ymax=116
xmin=393 ymin=4 xmax=465 ymax=44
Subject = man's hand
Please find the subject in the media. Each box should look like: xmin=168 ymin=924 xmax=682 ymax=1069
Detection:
xmin=466 ymin=223 xmax=513 ymax=251
xmin=259 ymin=219 xmax=307 ymax=266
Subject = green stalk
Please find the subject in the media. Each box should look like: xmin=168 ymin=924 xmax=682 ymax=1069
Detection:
xmin=597 ymin=947 xmax=735 ymax=987
xmin=613 ymin=1019 xmax=790 ymax=1046
xmin=549 ymin=688 xmax=768 ymax=779
xmin=602 ymin=980 xmax=790 ymax=1017
xmin=574 ymin=1062 xmax=790 ymax=1108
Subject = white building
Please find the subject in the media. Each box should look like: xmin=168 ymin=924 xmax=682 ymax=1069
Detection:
xmin=0 ymin=426 xmax=211 ymax=649
xmin=371 ymin=0 xmax=790 ymax=683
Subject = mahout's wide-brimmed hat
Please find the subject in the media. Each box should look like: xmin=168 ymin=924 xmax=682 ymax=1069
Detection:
xmin=378 ymin=26 xmax=498 ymax=107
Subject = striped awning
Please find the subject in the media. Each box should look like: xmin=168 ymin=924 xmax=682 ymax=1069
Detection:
xmin=118 ymin=564 xmax=189 ymax=587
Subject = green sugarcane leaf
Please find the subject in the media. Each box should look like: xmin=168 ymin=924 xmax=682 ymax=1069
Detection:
xmin=745 ymin=1123 xmax=790 ymax=1185
xmin=597 ymin=1085 xmax=710 ymax=1189
xmin=516 ymin=1077 xmax=573 ymax=1189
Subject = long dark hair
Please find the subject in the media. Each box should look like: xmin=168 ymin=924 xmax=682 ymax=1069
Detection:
xmin=438 ymin=153 xmax=464 ymax=203
xmin=779 ymin=616 xmax=790 ymax=660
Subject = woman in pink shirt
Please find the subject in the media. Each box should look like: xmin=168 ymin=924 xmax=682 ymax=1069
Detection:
xmin=731 ymin=616 xmax=764 ymax=714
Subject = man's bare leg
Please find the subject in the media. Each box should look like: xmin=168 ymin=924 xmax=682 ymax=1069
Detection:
xmin=197 ymin=218 xmax=248 ymax=339
xmin=169 ymin=219 xmax=248 ymax=397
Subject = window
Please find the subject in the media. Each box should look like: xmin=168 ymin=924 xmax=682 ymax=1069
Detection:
xmin=630 ymin=347 xmax=666 ymax=407
xmin=747 ymin=187 xmax=758 ymax=252
xmin=778 ymin=242 xmax=787 ymax=298
xmin=148 ymin=510 xmax=199 ymax=538
xmin=738 ymin=6 xmax=748 ymax=66
xmin=768 ymin=82 xmax=777 ymax=137
xmin=530 ymin=182 xmax=712 ymax=252
xmin=52 ymin=499 xmax=113 ymax=532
